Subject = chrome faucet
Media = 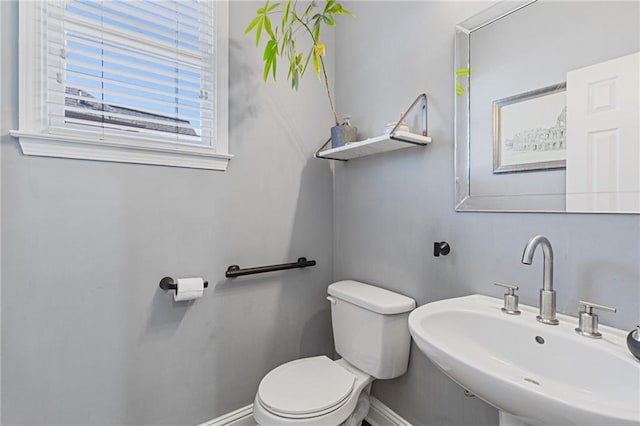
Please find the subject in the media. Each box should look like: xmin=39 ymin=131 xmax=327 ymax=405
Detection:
xmin=521 ymin=235 xmax=559 ymax=325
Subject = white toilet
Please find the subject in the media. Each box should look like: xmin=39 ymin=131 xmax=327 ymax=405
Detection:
xmin=253 ymin=280 xmax=416 ymax=425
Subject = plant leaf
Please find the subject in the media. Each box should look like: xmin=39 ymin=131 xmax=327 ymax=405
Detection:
xmin=263 ymin=38 xmax=274 ymax=60
xmin=280 ymin=29 xmax=289 ymax=55
xmin=323 ymin=14 xmax=336 ymax=26
xmin=258 ymin=0 xmax=269 ymax=14
xmin=263 ymin=49 xmax=272 ymax=81
xmin=286 ymin=38 xmax=297 ymax=73
xmin=301 ymin=47 xmax=312 ymax=75
xmin=312 ymin=48 xmax=321 ymax=79
xmin=327 ymin=2 xmax=340 ymax=13
xmin=329 ymin=3 xmax=353 ymax=16
xmin=292 ymin=67 xmax=299 ymax=90
xmin=245 ymin=15 xmax=261 ymax=34
xmin=255 ymin=18 xmax=264 ymax=46
xmin=264 ymin=55 xmax=275 ymax=81
xmin=263 ymin=39 xmax=278 ymax=81
xmin=263 ymin=38 xmax=279 ymax=81
xmin=282 ymin=0 xmax=291 ymax=29
xmin=323 ymin=0 xmax=335 ymax=13
xmin=266 ymin=2 xmax=280 ymax=12
xmin=304 ymin=1 xmax=316 ymax=16
xmin=263 ymin=59 xmax=271 ymax=82
xmin=296 ymin=53 xmax=303 ymax=81
xmin=264 ymin=15 xmax=275 ymax=39
xmin=271 ymin=54 xmax=277 ymax=80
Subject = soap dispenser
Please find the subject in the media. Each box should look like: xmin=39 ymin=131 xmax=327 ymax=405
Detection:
xmin=627 ymin=326 xmax=640 ymax=360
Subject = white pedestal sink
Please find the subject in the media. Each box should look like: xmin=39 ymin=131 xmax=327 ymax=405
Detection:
xmin=408 ymin=295 xmax=640 ymax=426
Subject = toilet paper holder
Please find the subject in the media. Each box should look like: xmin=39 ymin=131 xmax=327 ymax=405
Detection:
xmin=159 ymin=276 xmax=209 ymax=291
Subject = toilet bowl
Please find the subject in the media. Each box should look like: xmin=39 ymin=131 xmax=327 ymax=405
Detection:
xmin=253 ymin=357 xmax=372 ymax=425
xmin=253 ymin=280 xmax=416 ymax=426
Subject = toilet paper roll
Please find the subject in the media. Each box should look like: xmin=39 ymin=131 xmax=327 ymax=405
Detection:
xmin=173 ymin=277 xmax=205 ymax=302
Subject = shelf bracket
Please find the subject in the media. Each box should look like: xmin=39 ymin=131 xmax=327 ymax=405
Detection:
xmin=389 ymin=93 xmax=429 ymax=143
xmin=315 ymin=136 xmax=348 ymax=161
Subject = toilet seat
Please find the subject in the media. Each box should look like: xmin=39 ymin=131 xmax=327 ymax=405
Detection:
xmin=257 ymin=356 xmax=356 ymax=419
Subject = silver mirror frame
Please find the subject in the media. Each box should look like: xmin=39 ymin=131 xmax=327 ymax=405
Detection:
xmin=454 ymin=0 xmax=567 ymax=213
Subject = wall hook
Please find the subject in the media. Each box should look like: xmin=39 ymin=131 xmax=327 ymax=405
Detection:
xmin=434 ymin=241 xmax=451 ymax=257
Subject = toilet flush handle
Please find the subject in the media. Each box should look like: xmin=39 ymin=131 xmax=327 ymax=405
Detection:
xmin=326 ymin=296 xmax=337 ymax=305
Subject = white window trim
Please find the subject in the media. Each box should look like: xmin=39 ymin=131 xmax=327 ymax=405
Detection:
xmin=0 ymin=2 xmax=3 ymax=421
xmin=11 ymin=1 xmax=231 ymax=171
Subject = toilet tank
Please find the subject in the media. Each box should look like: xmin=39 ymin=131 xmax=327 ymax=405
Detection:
xmin=327 ymin=280 xmax=416 ymax=380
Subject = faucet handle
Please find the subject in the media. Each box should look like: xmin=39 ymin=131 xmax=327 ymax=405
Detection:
xmin=493 ymin=282 xmax=521 ymax=315
xmin=494 ymin=282 xmax=519 ymax=293
xmin=578 ymin=300 xmax=616 ymax=313
xmin=575 ymin=300 xmax=616 ymax=339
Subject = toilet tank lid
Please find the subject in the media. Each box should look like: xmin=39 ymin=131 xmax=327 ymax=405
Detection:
xmin=328 ymin=280 xmax=416 ymax=314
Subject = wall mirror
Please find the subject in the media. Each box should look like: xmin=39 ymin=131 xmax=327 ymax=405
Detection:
xmin=455 ymin=0 xmax=639 ymax=213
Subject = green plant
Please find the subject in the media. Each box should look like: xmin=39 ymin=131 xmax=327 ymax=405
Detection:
xmin=245 ymin=0 xmax=353 ymax=126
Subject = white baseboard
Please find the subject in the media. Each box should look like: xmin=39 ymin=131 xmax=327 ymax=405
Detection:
xmin=366 ymin=396 xmax=412 ymax=426
xmin=199 ymin=404 xmax=254 ymax=426
xmin=198 ymin=396 xmax=410 ymax=426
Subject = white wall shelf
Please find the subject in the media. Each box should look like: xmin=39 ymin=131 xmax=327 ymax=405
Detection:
xmin=316 ymin=131 xmax=431 ymax=161
xmin=315 ymin=93 xmax=432 ymax=161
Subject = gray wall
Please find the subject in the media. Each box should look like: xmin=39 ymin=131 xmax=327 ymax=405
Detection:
xmin=2 ymin=1 xmax=640 ymax=426
xmin=334 ymin=2 xmax=640 ymax=425
xmin=1 ymin=1 xmax=335 ymax=425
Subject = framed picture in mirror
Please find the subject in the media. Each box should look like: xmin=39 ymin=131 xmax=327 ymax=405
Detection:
xmin=492 ymin=82 xmax=567 ymax=174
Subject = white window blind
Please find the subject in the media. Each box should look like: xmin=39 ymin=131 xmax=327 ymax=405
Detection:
xmin=13 ymin=0 xmax=230 ymax=170
xmin=47 ymin=0 xmax=215 ymax=146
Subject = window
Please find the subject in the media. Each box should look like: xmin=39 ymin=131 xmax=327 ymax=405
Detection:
xmin=12 ymin=0 xmax=230 ymax=170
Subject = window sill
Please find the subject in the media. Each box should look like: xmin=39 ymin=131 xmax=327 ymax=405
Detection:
xmin=9 ymin=130 xmax=233 ymax=171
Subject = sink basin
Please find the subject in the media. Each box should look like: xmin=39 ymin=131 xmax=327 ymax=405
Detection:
xmin=408 ymin=295 xmax=640 ymax=425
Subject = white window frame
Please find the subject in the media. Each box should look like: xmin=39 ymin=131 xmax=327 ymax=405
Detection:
xmin=11 ymin=1 xmax=231 ymax=171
